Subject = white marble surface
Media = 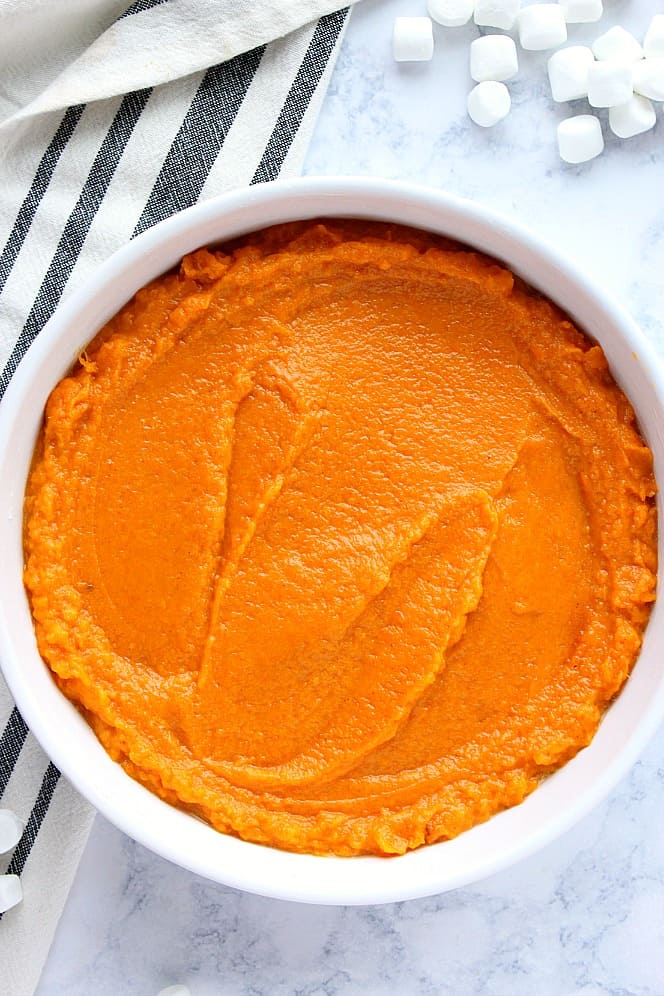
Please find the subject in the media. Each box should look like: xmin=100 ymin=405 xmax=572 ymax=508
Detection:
xmin=37 ymin=1 xmax=664 ymax=994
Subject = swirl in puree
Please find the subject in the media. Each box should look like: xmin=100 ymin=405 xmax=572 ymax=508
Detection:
xmin=24 ymin=221 xmax=657 ymax=855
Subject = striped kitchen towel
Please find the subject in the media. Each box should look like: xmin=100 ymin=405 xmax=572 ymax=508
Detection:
xmin=0 ymin=2 xmax=354 ymax=993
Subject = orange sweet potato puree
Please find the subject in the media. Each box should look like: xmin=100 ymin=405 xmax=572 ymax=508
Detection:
xmin=24 ymin=221 xmax=657 ymax=856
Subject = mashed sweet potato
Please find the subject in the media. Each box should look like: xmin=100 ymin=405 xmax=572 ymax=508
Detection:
xmin=23 ymin=221 xmax=657 ymax=855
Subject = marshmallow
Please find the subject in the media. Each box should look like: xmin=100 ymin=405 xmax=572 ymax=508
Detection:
xmin=609 ymin=95 xmax=657 ymax=138
xmin=470 ymin=35 xmax=519 ymax=82
xmin=644 ymin=15 xmax=664 ymax=60
xmin=467 ymin=81 xmax=512 ymax=125
xmin=519 ymin=5 xmax=567 ymax=51
xmin=548 ymin=46 xmax=595 ymax=101
xmin=0 ymin=809 xmax=23 ymax=853
xmin=157 ymin=988 xmax=191 ymax=996
xmin=392 ymin=17 xmax=434 ymax=62
xmin=557 ymin=114 xmax=604 ymax=163
xmin=587 ymin=61 xmax=633 ymax=107
xmin=0 ymin=874 xmax=22 ymax=914
xmin=474 ymin=0 xmax=520 ymax=31
xmin=428 ymin=0 xmax=475 ymax=27
xmin=592 ymin=26 xmax=643 ymax=65
xmin=558 ymin=0 xmax=602 ymax=24
xmin=633 ymin=59 xmax=664 ymax=101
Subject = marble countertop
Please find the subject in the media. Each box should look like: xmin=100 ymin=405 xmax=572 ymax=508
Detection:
xmin=37 ymin=1 xmax=664 ymax=993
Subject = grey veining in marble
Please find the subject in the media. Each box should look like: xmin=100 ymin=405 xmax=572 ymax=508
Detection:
xmin=37 ymin=733 xmax=664 ymax=995
xmin=36 ymin=1 xmax=664 ymax=993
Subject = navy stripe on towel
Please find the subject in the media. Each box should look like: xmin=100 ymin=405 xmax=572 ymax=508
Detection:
xmin=252 ymin=9 xmax=349 ymax=185
xmin=0 ymin=104 xmax=84 ymax=297
xmin=0 ymin=87 xmax=152 ymax=398
xmin=133 ymin=45 xmax=266 ymax=236
xmin=0 ymin=707 xmax=29 ymax=798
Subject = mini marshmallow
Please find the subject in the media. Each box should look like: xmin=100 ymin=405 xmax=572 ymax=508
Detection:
xmin=633 ymin=58 xmax=664 ymax=101
xmin=0 ymin=809 xmax=23 ymax=853
xmin=428 ymin=0 xmax=475 ymax=27
xmin=0 ymin=874 xmax=22 ymax=915
xmin=519 ymin=4 xmax=567 ymax=51
xmin=392 ymin=17 xmax=434 ymax=62
xmin=644 ymin=15 xmax=664 ymax=60
xmin=157 ymin=987 xmax=191 ymax=996
xmin=557 ymin=114 xmax=604 ymax=163
xmin=609 ymin=95 xmax=656 ymax=138
xmin=470 ymin=34 xmax=519 ymax=82
xmin=474 ymin=0 xmax=520 ymax=31
xmin=587 ymin=61 xmax=633 ymax=108
xmin=548 ymin=46 xmax=595 ymax=101
xmin=592 ymin=26 xmax=643 ymax=65
xmin=467 ymin=81 xmax=511 ymax=125
xmin=558 ymin=0 xmax=602 ymax=24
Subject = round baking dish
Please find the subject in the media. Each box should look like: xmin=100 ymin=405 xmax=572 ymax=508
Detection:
xmin=1 ymin=177 xmax=663 ymax=905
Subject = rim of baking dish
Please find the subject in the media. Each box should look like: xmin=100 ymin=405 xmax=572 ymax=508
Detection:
xmin=1 ymin=177 xmax=663 ymax=906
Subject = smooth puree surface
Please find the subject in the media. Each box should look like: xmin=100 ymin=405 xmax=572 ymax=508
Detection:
xmin=24 ymin=221 xmax=657 ymax=856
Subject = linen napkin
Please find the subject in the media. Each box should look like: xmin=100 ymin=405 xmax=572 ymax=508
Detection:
xmin=0 ymin=2 xmax=355 ymax=993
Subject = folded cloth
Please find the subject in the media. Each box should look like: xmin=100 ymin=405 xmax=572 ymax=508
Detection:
xmin=0 ymin=2 xmax=355 ymax=993
xmin=0 ymin=0 xmax=358 ymax=127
